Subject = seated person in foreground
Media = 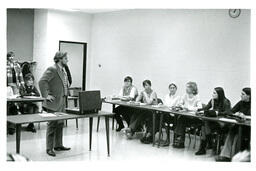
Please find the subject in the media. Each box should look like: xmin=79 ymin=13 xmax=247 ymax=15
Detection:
xmin=114 ymin=76 xmax=138 ymax=131
xmin=19 ymin=73 xmax=40 ymax=132
xmin=141 ymin=83 xmax=180 ymax=144
xmin=195 ymin=87 xmax=231 ymax=155
xmin=216 ymin=88 xmax=251 ymax=162
xmin=125 ymin=80 xmax=158 ymax=140
xmin=173 ymin=81 xmax=202 ymax=148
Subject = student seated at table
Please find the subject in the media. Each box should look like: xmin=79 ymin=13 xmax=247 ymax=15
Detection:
xmin=19 ymin=73 xmax=40 ymax=133
xmin=141 ymin=83 xmax=180 ymax=144
xmin=114 ymin=76 xmax=138 ymax=131
xmin=215 ymin=88 xmax=251 ymax=162
xmin=125 ymin=80 xmax=158 ymax=139
xmin=195 ymin=87 xmax=231 ymax=155
xmin=173 ymin=81 xmax=202 ymax=148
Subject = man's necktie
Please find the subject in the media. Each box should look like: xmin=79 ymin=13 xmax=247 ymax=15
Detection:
xmin=62 ymin=68 xmax=68 ymax=96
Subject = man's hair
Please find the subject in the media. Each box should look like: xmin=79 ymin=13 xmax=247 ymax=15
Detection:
xmin=124 ymin=76 xmax=133 ymax=83
xmin=143 ymin=80 xmax=151 ymax=87
xmin=24 ymin=73 xmax=34 ymax=81
xmin=7 ymin=51 xmax=14 ymax=58
xmin=54 ymin=51 xmax=67 ymax=63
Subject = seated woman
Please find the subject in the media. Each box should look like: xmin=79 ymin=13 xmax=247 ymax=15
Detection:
xmin=125 ymin=80 xmax=158 ymax=139
xmin=173 ymin=81 xmax=202 ymax=148
xmin=216 ymin=88 xmax=251 ymax=162
xmin=195 ymin=87 xmax=231 ymax=155
xmin=19 ymin=73 xmax=40 ymax=132
xmin=164 ymin=83 xmax=181 ymax=108
xmin=141 ymin=83 xmax=180 ymax=144
xmin=114 ymin=76 xmax=138 ymax=131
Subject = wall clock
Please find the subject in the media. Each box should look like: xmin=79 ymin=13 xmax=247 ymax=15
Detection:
xmin=229 ymin=9 xmax=241 ymax=18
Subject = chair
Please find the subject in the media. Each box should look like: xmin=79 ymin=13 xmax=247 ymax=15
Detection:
xmin=186 ymin=123 xmax=202 ymax=149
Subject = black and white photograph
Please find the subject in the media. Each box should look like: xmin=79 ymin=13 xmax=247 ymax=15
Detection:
xmin=0 ymin=0 xmax=256 ymax=170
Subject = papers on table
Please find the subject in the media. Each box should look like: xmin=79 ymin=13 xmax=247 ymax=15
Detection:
xmin=39 ymin=112 xmax=68 ymax=118
xmin=219 ymin=118 xmax=237 ymax=123
xmin=39 ymin=113 xmax=57 ymax=117
xmin=23 ymin=96 xmax=41 ymax=99
xmin=54 ymin=112 xmax=68 ymax=116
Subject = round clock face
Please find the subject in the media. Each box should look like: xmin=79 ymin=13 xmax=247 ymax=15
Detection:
xmin=229 ymin=9 xmax=241 ymax=18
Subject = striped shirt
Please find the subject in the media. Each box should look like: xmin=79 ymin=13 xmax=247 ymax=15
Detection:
xmin=7 ymin=60 xmax=24 ymax=87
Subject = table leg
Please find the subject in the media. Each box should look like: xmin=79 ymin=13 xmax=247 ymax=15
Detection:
xmin=16 ymin=124 xmax=21 ymax=154
xmin=158 ymin=113 xmax=164 ymax=148
xmin=152 ymin=111 xmax=156 ymax=146
xmin=89 ymin=117 xmax=93 ymax=151
xmin=237 ymin=125 xmax=243 ymax=150
xmin=97 ymin=116 xmax=100 ymax=132
xmin=105 ymin=116 xmax=110 ymax=157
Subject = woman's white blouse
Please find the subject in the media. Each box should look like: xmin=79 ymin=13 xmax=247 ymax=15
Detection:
xmin=164 ymin=94 xmax=180 ymax=107
xmin=179 ymin=94 xmax=203 ymax=111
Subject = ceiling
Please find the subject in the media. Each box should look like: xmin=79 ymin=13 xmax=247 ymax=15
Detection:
xmin=53 ymin=8 xmax=128 ymax=14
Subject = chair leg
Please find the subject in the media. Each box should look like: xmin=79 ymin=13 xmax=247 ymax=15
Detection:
xmin=216 ymin=134 xmax=221 ymax=155
xmin=193 ymin=129 xmax=197 ymax=149
xmin=112 ymin=117 xmax=115 ymax=130
xmin=38 ymin=123 xmax=40 ymax=130
xmin=97 ymin=116 xmax=100 ymax=132
xmin=167 ymin=124 xmax=170 ymax=145
xmin=65 ymin=120 xmax=68 ymax=127
xmin=158 ymin=113 xmax=164 ymax=148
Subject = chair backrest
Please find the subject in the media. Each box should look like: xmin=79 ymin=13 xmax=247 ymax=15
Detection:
xmin=79 ymin=90 xmax=102 ymax=114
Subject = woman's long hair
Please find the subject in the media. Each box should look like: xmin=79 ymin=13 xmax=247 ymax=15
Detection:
xmin=213 ymin=87 xmax=227 ymax=112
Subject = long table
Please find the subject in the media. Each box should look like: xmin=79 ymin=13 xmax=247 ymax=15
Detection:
xmin=7 ymin=111 xmax=114 ymax=156
xmin=103 ymin=99 xmax=251 ymax=149
xmin=7 ymin=97 xmax=45 ymax=103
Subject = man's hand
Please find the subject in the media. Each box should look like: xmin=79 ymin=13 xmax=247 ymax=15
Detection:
xmin=46 ymin=95 xmax=55 ymax=102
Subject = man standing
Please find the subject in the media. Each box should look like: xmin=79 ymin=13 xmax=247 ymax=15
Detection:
xmin=39 ymin=51 xmax=71 ymax=157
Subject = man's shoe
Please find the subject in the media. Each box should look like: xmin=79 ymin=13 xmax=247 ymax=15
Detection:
xmin=215 ymin=156 xmax=231 ymax=162
xmin=8 ymin=129 xmax=15 ymax=135
xmin=54 ymin=146 xmax=71 ymax=151
xmin=46 ymin=149 xmax=56 ymax=157
xmin=31 ymin=128 xmax=37 ymax=133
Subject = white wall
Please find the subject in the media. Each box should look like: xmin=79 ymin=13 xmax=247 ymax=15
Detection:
xmin=7 ymin=9 xmax=34 ymax=61
xmin=33 ymin=9 xmax=92 ymax=88
xmin=90 ymin=9 xmax=250 ymax=106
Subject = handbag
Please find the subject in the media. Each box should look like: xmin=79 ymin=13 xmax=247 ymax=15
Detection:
xmin=204 ymin=110 xmax=217 ymax=117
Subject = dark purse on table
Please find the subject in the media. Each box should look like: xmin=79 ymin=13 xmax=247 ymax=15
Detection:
xmin=204 ymin=110 xmax=217 ymax=117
